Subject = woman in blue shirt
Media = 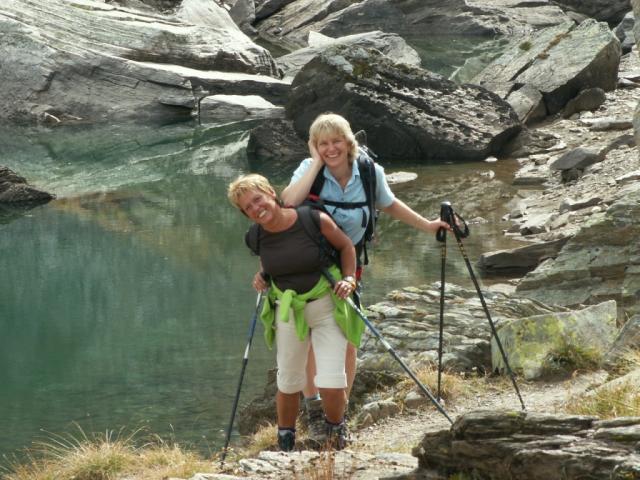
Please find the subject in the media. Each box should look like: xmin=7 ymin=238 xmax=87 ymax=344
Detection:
xmin=252 ymin=113 xmax=451 ymax=443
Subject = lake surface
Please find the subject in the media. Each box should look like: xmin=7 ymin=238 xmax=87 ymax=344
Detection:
xmin=0 ymin=36 xmax=520 ymax=461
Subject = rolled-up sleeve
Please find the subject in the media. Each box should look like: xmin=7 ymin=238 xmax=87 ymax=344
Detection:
xmin=290 ymin=158 xmax=313 ymax=184
xmin=374 ymin=164 xmax=395 ymax=208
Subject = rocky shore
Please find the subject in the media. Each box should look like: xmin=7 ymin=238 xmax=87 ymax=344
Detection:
xmin=1 ymin=0 xmax=639 ymax=478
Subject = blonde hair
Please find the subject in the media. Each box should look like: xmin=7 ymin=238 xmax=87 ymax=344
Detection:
xmin=227 ymin=173 xmax=276 ymax=211
xmin=309 ymin=113 xmax=358 ymax=163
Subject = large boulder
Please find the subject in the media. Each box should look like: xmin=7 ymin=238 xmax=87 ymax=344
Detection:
xmin=410 ymin=410 xmax=640 ymax=480
xmin=491 ymin=301 xmax=618 ymax=380
xmin=0 ymin=0 xmax=279 ymax=124
xmin=473 ymin=20 xmax=621 ymax=122
xmin=277 ymin=30 xmax=421 ymax=80
xmin=552 ymin=0 xmax=631 ymax=24
xmin=516 ymin=183 xmax=640 ymax=317
xmin=255 ymin=0 xmax=571 ymax=51
xmin=286 ymin=46 xmax=521 ymax=162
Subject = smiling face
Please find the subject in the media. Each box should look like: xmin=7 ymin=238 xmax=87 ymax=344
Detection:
xmin=316 ymin=133 xmax=350 ymax=169
xmin=237 ymin=188 xmax=278 ymax=225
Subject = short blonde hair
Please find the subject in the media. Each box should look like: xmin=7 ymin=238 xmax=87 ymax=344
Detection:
xmin=309 ymin=113 xmax=358 ymax=163
xmin=227 ymin=173 xmax=276 ymax=211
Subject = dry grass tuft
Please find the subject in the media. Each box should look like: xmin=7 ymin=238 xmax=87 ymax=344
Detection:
xmin=396 ymin=363 xmax=468 ymax=405
xmin=1 ymin=426 xmax=213 ymax=480
xmin=564 ymin=382 xmax=640 ymax=418
xmin=239 ymin=422 xmax=277 ymax=458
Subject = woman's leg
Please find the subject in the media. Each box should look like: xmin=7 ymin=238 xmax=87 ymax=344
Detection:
xmin=276 ymin=390 xmax=300 ymax=428
xmin=303 ymin=347 xmax=319 ymax=398
xmin=274 ymin=303 xmax=309 ymax=426
xmin=304 ymin=296 xmax=348 ymax=423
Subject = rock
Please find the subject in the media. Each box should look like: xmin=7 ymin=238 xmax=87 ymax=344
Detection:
xmin=286 ymin=45 xmax=521 ymax=162
xmin=0 ymin=166 xmax=54 ymax=204
xmin=614 ymin=11 xmax=636 ymax=54
xmin=255 ymin=0 xmax=571 ymax=51
xmin=562 ymin=88 xmax=607 ymax=118
xmin=276 ymin=31 xmax=420 ymax=80
xmin=0 ymin=0 xmax=279 ymax=124
xmin=228 ymin=0 xmax=256 ymax=35
xmin=516 ymin=184 xmax=640 ymax=317
xmin=357 ymin=399 xmax=401 ymax=426
xmin=246 ymin=118 xmax=308 ymax=173
xmin=479 ymin=237 xmax=569 ymax=274
xmin=385 ymin=172 xmax=418 ymax=185
xmin=580 ymin=117 xmax=635 ymax=131
xmin=254 ymin=0 xmax=295 ymax=22
xmin=474 ymin=20 xmax=622 ymax=118
xmin=409 ymin=410 xmax=640 ymax=480
xmin=505 ymin=84 xmax=547 ymax=125
xmin=198 ymin=94 xmax=283 ymax=122
xmin=604 ymin=314 xmax=640 ymax=368
xmin=558 ymin=195 xmax=603 ymax=213
xmin=492 ymin=300 xmax=618 ymax=379
xmin=549 ymin=147 xmax=605 ymax=171
xmin=552 ymin=0 xmax=632 ymax=24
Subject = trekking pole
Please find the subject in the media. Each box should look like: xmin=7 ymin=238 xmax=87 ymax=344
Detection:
xmin=439 ymin=202 xmax=526 ymax=411
xmin=221 ymin=290 xmax=266 ymax=466
xmin=322 ymin=269 xmax=453 ymax=424
xmin=435 ymin=203 xmax=449 ymax=402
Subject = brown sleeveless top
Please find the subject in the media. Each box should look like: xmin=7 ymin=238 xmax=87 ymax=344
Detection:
xmin=258 ymin=209 xmax=325 ymax=293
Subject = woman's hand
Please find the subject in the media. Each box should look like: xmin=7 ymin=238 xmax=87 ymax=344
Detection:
xmin=252 ymin=271 xmax=268 ymax=292
xmin=308 ymin=139 xmax=324 ymax=165
xmin=333 ymin=278 xmax=356 ymax=300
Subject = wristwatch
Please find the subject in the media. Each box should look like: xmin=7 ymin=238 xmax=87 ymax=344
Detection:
xmin=343 ymin=275 xmax=357 ymax=289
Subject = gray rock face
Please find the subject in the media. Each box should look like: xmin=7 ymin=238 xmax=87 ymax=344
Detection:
xmin=474 ymin=20 xmax=622 ymax=118
xmin=516 ymin=183 xmax=640 ymax=317
xmin=614 ymin=11 xmax=636 ymax=53
xmin=276 ymin=31 xmax=421 ymax=80
xmin=359 ymin=283 xmax=566 ymax=374
xmin=552 ymin=0 xmax=631 ymax=24
xmin=0 ymin=166 xmax=54 ymax=204
xmin=605 ymin=314 xmax=640 ymax=368
xmin=409 ymin=410 xmax=640 ymax=480
xmin=0 ymin=0 xmax=278 ymax=124
xmin=286 ymin=46 xmax=521 ymax=162
xmin=634 ymin=0 xmax=640 ymax=149
xmin=479 ymin=237 xmax=569 ymax=274
xmin=255 ymin=0 xmax=571 ymax=51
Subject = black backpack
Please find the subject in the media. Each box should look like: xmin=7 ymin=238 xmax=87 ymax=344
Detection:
xmin=306 ymin=140 xmax=378 ymax=266
xmin=245 ymin=206 xmax=339 ymax=268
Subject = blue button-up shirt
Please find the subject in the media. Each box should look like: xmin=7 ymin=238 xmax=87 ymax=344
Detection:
xmin=291 ymin=156 xmax=395 ymax=244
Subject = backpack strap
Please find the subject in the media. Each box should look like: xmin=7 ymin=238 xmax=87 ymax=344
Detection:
xmin=297 ymin=206 xmax=339 ymax=268
xmin=245 ymin=223 xmax=261 ymax=256
xmin=309 ymin=166 xmax=326 ymax=200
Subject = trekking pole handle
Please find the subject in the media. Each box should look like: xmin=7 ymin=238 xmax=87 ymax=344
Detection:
xmin=436 ymin=201 xmax=469 ymax=242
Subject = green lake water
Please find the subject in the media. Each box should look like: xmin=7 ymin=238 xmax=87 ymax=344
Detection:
xmin=0 ymin=36 xmax=520 ymax=461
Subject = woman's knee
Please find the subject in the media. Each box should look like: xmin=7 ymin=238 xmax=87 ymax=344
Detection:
xmin=277 ymin=370 xmax=306 ymax=394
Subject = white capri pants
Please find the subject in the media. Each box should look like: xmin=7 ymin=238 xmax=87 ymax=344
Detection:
xmin=275 ymin=294 xmax=348 ymax=394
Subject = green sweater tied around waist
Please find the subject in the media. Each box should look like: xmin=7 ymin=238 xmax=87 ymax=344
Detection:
xmin=260 ymin=265 xmax=364 ymax=349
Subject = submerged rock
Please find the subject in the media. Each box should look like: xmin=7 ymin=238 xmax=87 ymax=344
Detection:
xmin=0 ymin=166 xmax=54 ymax=205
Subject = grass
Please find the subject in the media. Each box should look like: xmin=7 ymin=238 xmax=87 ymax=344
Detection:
xmin=238 ymin=421 xmax=277 ymax=458
xmin=1 ymin=426 xmax=213 ymax=480
xmin=541 ymin=338 xmax=603 ymax=377
xmin=396 ymin=363 xmax=468 ymax=406
xmin=564 ymin=382 xmax=640 ymax=418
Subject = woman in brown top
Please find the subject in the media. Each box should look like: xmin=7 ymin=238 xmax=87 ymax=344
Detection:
xmin=227 ymin=174 xmax=362 ymax=451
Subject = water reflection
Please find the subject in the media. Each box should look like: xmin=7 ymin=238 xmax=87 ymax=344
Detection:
xmin=0 ymin=121 xmax=525 ymax=460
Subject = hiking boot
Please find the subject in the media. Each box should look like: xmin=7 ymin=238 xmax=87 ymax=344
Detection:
xmin=277 ymin=428 xmax=296 ymax=452
xmin=304 ymin=398 xmax=328 ymax=445
xmin=325 ymin=420 xmax=348 ymax=451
